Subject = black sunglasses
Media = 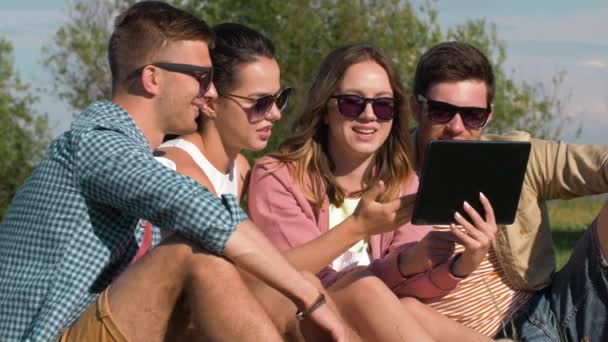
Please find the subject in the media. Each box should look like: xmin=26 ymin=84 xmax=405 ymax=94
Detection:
xmin=330 ymin=94 xmax=395 ymax=121
xmin=223 ymin=87 xmax=292 ymax=122
xmin=129 ymin=62 xmax=213 ymax=97
xmin=417 ymin=95 xmax=491 ymax=129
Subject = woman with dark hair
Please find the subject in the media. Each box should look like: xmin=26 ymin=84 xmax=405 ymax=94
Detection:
xmin=249 ymin=43 xmax=499 ymax=341
xmin=152 ymin=22 xmax=291 ymax=201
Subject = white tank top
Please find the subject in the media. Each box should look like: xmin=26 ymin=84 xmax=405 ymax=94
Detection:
xmin=159 ymin=138 xmax=238 ymax=197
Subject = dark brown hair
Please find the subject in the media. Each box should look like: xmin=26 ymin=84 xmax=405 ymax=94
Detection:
xmin=211 ymin=23 xmax=275 ymax=94
xmin=269 ymin=43 xmax=413 ymax=207
xmin=413 ymin=41 xmax=495 ymax=104
xmin=108 ymin=1 xmax=214 ymax=92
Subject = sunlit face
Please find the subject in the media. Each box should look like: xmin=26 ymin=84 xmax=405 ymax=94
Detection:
xmin=325 ymin=60 xmax=394 ymax=164
xmin=412 ymin=79 xmax=493 ymax=168
xmin=156 ymin=40 xmax=217 ymax=135
xmin=213 ymin=56 xmax=282 ymax=152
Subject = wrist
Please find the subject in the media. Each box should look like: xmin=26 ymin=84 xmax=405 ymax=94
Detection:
xmin=343 ymin=214 xmax=370 ymax=241
xmin=449 ymin=254 xmax=468 ymax=278
xmin=290 ymin=280 xmax=323 ymax=312
xmin=296 ymin=293 xmax=326 ymax=320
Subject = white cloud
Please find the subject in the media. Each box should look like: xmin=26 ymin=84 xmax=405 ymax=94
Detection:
xmin=580 ymin=59 xmax=608 ymax=69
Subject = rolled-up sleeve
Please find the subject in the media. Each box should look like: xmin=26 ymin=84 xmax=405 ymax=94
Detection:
xmin=75 ymin=128 xmax=246 ymax=254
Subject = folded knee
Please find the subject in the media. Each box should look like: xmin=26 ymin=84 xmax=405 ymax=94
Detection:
xmin=332 ymin=271 xmax=392 ymax=303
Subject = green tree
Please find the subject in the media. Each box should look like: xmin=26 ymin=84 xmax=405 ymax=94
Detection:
xmin=43 ymin=0 xmax=575 ymax=160
xmin=0 ymin=37 xmax=50 ymax=219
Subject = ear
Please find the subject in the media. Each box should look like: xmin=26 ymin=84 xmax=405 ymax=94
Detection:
xmin=410 ymin=95 xmax=422 ymax=124
xmin=140 ymin=65 xmax=161 ymax=96
xmin=200 ymin=98 xmax=217 ymax=120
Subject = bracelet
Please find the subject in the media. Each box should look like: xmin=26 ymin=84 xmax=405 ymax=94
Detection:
xmin=449 ymin=253 xmax=467 ymax=279
xmin=295 ymin=293 xmax=326 ymax=321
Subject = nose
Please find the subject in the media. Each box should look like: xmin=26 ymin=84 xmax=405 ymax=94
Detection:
xmin=266 ymin=101 xmax=282 ymax=122
xmin=358 ymin=101 xmax=376 ymax=121
xmin=445 ymin=112 xmax=466 ymax=134
xmin=203 ymin=82 xmax=218 ymax=100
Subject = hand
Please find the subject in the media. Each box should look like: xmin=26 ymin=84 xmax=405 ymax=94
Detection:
xmin=398 ymin=230 xmax=457 ymax=277
xmin=351 ymin=181 xmax=416 ymax=237
xmin=450 ymin=192 xmax=498 ymax=277
xmin=300 ymin=297 xmax=348 ymax=342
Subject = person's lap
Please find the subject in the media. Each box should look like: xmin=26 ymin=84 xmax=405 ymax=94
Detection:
xmin=504 ymin=214 xmax=608 ymax=341
xmin=62 ymin=233 xmax=282 ymax=342
xmin=58 ymin=288 xmax=127 ymax=342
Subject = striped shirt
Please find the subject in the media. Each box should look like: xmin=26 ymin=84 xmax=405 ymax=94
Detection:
xmin=0 ymin=101 xmax=246 ymax=341
xmin=425 ymin=236 xmax=533 ymax=337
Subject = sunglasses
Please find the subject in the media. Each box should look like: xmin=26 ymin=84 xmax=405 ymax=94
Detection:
xmin=417 ymin=95 xmax=491 ymax=129
xmin=330 ymin=94 xmax=395 ymax=121
xmin=130 ymin=62 xmax=213 ymax=98
xmin=222 ymin=87 xmax=292 ymax=122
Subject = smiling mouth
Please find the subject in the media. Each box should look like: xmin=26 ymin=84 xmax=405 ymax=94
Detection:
xmin=353 ymin=127 xmax=376 ymax=135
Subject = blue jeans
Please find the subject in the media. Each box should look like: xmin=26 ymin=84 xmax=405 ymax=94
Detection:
xmin=501 ymin=219 xmax=608 ymax=341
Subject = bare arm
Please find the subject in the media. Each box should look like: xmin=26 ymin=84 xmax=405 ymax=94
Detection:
xmin=223 ymin=219 xmax=346 ymax=341
xmin=283 ymin=182 xmax=414 ymax=273
xmin=248 ymin=160 xmax=413 ymax=275
xmin=224 ymin=219 xmax=322 ymax=308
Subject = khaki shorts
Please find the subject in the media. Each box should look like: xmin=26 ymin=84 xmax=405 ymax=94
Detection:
xmin=58 ymin=289 xmax=128 ymax=342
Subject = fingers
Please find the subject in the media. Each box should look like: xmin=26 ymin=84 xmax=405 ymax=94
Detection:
xmin=428 ymin=230 xmax=460 ymax=243
xmin=479 ymin=192 xmax=496 ymax=224
xmin=393 ymin=193 xmax=416 ymax=221
xmin=425 ymin=231 xmax=458 ymax=250
xmin=448 ymin=224 xmax=479 ymax=258
xmin=454 ymin=211 xmax=485 ymax=242
xmin=399 ymin=193 xmax=417 ymax=207
xmin=362 ymin=180 xmax=386 ymax=202
xmin=461 ymin=201 xmax=485 ymax=232
xmin=379 ymin=194 xmax=414 ymax=226
xmin=460 ymin=200 xmax=497 ymax=239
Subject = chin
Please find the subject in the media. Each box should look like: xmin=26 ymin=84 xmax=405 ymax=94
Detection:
xmin=249 ymin=141 xmax=268 ymax=152
xmin=352 ymin=142 xmax=383 ymax=154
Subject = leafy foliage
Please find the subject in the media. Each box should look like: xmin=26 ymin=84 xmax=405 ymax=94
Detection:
xmin=0 ymin=37 xmax=50 ymax=219
xmin=42 ymin=0 xmax=576 ymax=160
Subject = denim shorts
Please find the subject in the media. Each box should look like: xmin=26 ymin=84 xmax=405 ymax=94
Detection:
xmin=501 ymin=219 xmax=608 ymax=341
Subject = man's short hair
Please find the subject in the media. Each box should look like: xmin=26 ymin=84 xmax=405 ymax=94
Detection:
xmin=413 ymin=41 xmax=495 ymax=104
xmin=108 ymin=1 xmax=213 ymax=92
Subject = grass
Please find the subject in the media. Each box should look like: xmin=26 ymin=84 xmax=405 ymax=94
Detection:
xmin=548 ymin=196 xmax=606 ymax=269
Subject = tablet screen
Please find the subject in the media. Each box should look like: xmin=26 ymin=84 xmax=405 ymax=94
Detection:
xmin=411 ymin=140 xmax=531 ymax=225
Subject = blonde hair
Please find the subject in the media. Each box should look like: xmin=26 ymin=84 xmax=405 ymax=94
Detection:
xmin=269 ymin=43 xmax=413 ymax=208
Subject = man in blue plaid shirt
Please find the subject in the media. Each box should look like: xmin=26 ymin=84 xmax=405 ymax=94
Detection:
xmin=0 ymin=2 xmax=346 ymax=341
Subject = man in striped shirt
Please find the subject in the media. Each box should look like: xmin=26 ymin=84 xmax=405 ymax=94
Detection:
xmin=407 ymin=41 xmax=608 ymax=341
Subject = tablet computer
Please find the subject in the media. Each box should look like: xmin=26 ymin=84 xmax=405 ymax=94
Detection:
xmin=411 ymin=140 xmax=531 ymax=225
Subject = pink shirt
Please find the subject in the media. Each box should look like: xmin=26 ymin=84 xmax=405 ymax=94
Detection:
xmin=248 ymin=156 xmax=462 ymax=300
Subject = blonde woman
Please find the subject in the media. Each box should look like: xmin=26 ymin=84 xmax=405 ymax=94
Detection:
xmin=249 ymin=43 xmax=499 ymax=341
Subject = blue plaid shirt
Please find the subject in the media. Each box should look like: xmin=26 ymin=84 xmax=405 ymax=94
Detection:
xmin=0 ymin=101 xmax=246 ymax=341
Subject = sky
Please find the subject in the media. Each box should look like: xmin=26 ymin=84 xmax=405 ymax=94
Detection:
xmin=1 ymin=0 xmax=607 ymax=144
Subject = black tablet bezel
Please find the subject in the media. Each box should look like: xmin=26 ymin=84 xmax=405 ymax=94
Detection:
xmin=411 ymin=140 xmax=531 ymax=225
